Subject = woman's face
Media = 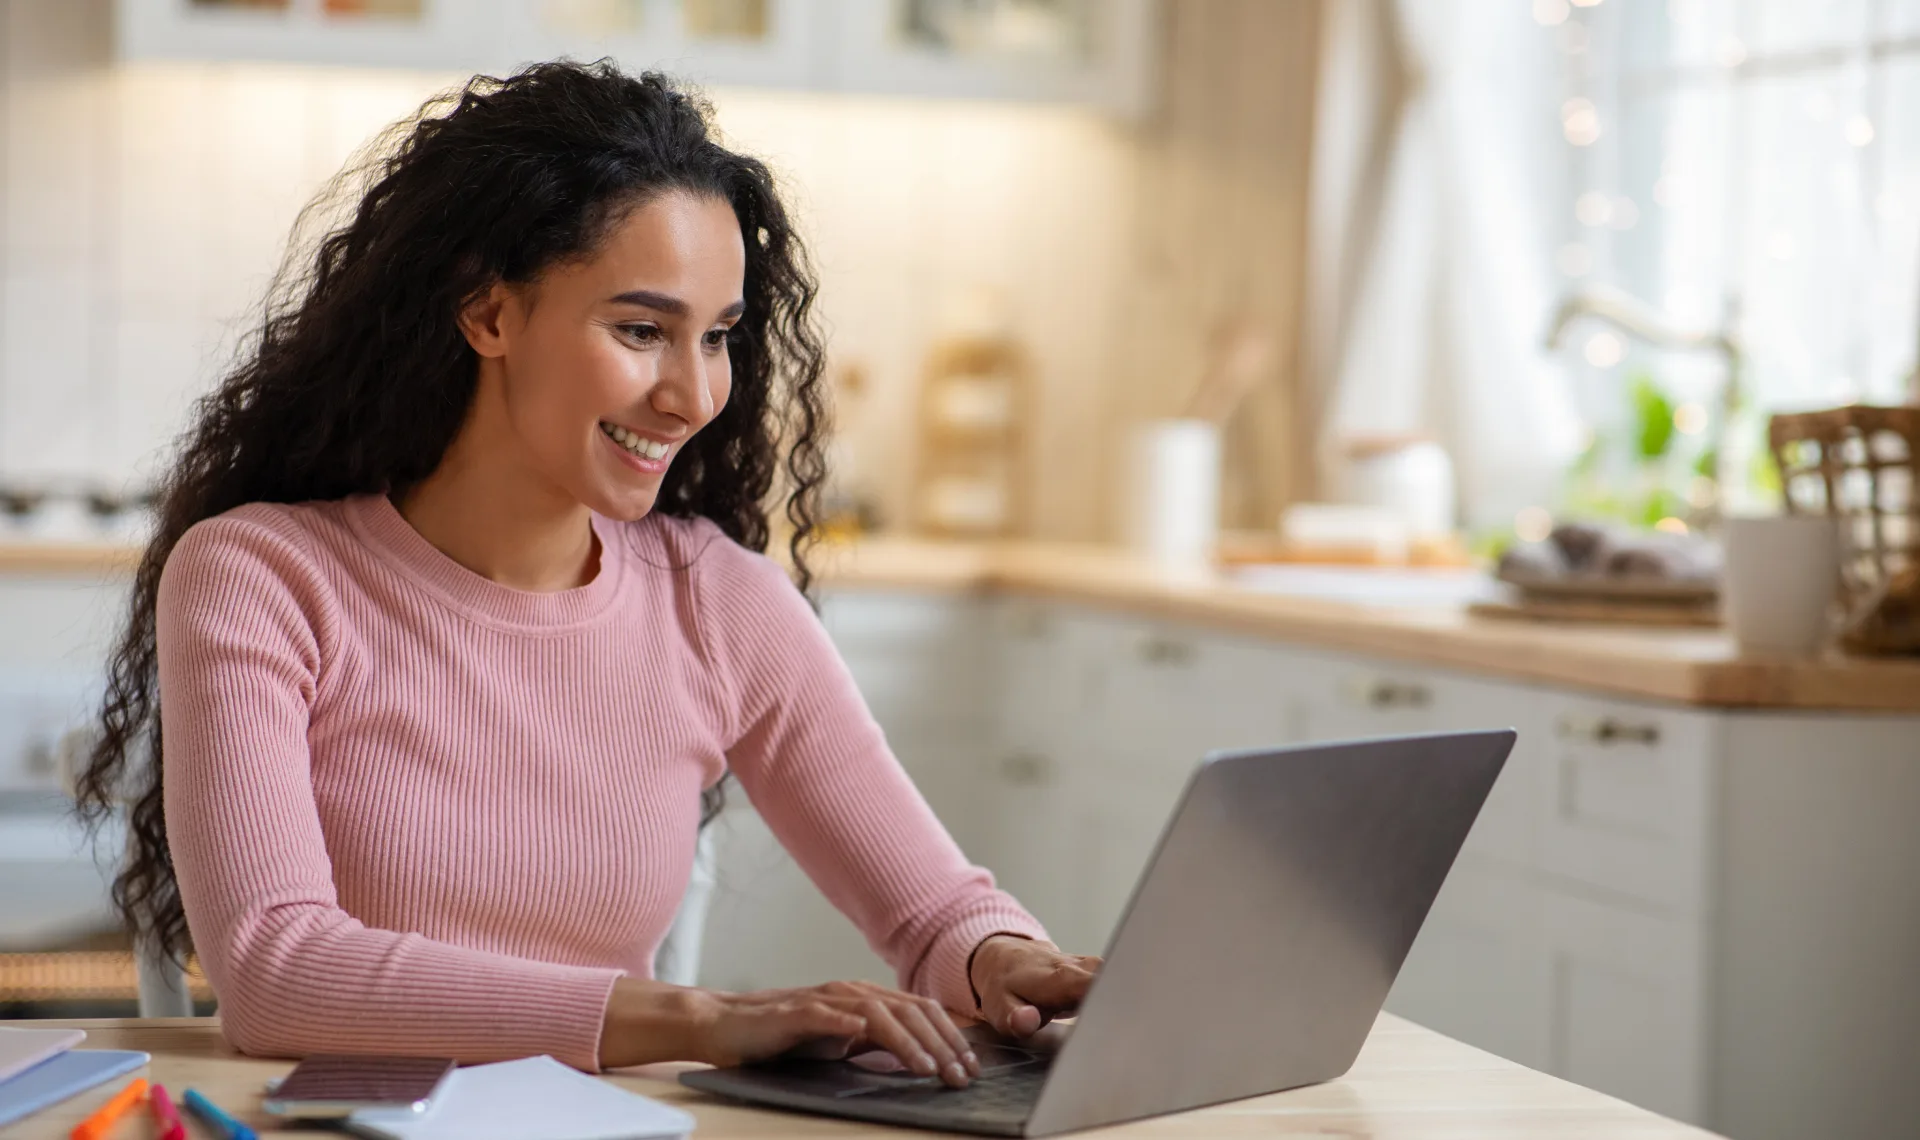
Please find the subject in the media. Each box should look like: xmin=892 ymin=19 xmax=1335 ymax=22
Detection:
xmin=463 ymin=189 xmax=747 ymax=522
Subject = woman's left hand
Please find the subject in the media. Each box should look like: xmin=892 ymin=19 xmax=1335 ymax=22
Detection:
xmin=967 ymin=934 xmax=1102 ymax=1038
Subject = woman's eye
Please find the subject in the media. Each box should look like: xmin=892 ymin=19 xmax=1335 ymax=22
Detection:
xmin=703 ymin=327 xmax=731 ymax=349
xmin=619 ymin=323 xmax=662 ymax=344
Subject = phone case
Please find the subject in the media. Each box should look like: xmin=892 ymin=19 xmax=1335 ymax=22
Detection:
xmin=263 ymin=1054 xmax=456 ymax=1119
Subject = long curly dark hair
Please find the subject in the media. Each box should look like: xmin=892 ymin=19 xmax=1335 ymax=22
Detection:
xmin=71 ymin=60 xmax=829 ymax=964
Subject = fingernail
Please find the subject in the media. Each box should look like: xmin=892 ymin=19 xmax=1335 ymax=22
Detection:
xmin=965 ymin=1050 xmax=980 ymax=1075
xmin=915 ymin=1052 xmax=937 ymax=1075
xmin=945 ymin=1061 xmax=968 ymax=1085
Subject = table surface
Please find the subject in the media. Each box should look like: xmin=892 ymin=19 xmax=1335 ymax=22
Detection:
xmin=2 ymin=1014 xmax=1722 ymax=1138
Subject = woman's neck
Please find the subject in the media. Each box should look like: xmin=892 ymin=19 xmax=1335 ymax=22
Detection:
xmin=390 ymin=412 xmax=600 ymax=594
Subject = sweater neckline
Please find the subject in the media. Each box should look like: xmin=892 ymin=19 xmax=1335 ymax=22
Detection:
xmin=343 ymin=492 xmax=626 ymax=630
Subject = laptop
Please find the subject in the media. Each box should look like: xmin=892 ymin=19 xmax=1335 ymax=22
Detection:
xmin=680 ymin=730 xmax=1514 ymax=1136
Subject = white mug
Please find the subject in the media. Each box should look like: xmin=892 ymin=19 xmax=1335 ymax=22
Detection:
xmin=1720 ymin=514 xmax=1842 ymax=656
xmin=1124 ymin=419 xmax=1220 ymax=573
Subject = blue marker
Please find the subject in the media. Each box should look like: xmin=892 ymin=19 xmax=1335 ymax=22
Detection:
xmin=183 ymin=1088 xmax=259 ymax=1140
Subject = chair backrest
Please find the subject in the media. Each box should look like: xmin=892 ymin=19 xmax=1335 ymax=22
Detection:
xmin=134 ymin=823 xmax=723 ymax=1012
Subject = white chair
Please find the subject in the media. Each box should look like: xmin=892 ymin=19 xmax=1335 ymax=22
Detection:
xmin=135 ymin=824 xmax=721 ymax=1012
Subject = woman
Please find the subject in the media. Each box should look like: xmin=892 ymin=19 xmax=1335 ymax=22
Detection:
xmin=73 ymin=61 xmax=1097 ymax=1085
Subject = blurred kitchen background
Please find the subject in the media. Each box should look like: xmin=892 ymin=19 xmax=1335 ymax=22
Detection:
xmin=3 ymin=3 xmax=1920 ymax=1139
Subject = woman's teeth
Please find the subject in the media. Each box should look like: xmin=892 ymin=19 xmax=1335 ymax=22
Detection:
xmin=600 ymin=421 xmax=670 ymax=461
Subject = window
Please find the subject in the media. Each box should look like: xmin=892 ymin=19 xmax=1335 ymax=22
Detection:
xmin=1553 ymin=0 xmax=1920 ymax=418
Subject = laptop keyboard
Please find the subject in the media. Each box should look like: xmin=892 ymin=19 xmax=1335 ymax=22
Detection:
xmin=848 ymin=1058 xmax=1048 ymax=1119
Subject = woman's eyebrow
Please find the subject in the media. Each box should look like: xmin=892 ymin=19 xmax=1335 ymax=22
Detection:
xmin=609 ymin=289 xmax=746 ymax=320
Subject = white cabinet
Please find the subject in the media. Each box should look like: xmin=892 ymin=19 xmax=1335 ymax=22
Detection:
xmin=701 ymin=584 xmax=1920 ymax=1140
xmin=115 ymin=0 xmax=494 ymax=71
xmin=1385 ymin=857 xmax=1552 ymax=1071
xmin=826 ymin=0 xmax=1155 ymax=116
xmin=1541 ymin=890 xmax=1708 ymax=1124
xmin=114 ymin=0 xmax=1160 ymax=116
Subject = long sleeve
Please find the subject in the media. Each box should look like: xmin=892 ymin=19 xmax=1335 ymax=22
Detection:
xmin=158 ymin=512 xmax=624 ymax=1070
xmin=695 ymin=543 xmax=1048 ymax=1015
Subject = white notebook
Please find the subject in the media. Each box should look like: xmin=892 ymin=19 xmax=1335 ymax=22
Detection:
xmin=0 ymin=1025 xmax=86 ymax=1084
xmin=344 ymin=1055 xmax=694 ymax=1140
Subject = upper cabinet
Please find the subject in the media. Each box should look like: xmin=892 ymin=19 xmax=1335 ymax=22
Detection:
xmin=113 ymin=0 xmax=1160 ymax=118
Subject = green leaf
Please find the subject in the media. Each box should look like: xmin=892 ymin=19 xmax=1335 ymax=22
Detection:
xmin=1631 ymin=374 xmax=1676 ymax=460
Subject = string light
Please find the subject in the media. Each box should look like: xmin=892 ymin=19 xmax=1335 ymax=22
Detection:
xmin=1515 ymin=507 xmax=1555 ymax=543
xmin=1584 ymin=331 xmax=1625 ymax=368
xmin=1563 ymin=97 xmax=1601 ymax=145
xmin=1846 ymin=115 xmax=1876 ymax=147
xmin=1533 ymin=0 xmax=1570 ymax=26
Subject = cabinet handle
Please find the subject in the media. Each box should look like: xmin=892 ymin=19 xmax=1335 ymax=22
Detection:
xmin=998 ymin=752 xmax=1053 ymax=786
xmin=1135 ymin=634 xmax=1196 ymax=665
xmin=1341 ymin=675 xmax=1432 ymax=710
xmin=1556 ymin=714 xmax=1661 ymax=746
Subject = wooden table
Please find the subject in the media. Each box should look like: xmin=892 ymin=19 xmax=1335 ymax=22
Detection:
xmin=3 ymin=1015 xmax=1721 ymax=1138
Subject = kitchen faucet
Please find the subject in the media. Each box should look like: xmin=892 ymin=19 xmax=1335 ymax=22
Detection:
xmin=1544 ymin=285 xmax=1745 ymax=520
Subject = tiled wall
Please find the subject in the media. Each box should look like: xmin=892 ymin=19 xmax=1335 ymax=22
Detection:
xmin=0 ymin=0 xmax=1136 ymax=538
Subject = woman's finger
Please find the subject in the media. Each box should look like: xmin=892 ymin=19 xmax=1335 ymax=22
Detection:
xmin=1012 ymin=956 xmax=1099 ymax=1011
xmin=854 ymin=999 xmax=943 ymax=1081
xmin=980 ymin=983 xmax=1044 ymax=1038
xmin=775 ymin=998 xmax=865 ymax=1060
xmin=910 ymin=994 xmax=977 ymax=1074
xmin=894 ymin=999 xmax=972 ymax=1086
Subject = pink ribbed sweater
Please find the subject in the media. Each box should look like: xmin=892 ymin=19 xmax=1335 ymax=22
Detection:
xmin=155 ymin=493 xmax=1043 ymax=1071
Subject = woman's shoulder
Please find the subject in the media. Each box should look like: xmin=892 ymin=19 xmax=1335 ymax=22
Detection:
xmin=161 ymin=499 xmax=358 ymax=621
xmin=170 ymin=499 xmax=350 ymax=572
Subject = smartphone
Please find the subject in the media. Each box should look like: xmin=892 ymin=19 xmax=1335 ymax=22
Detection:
xmin=262 ymin=1054 xmax=456 ymax=1119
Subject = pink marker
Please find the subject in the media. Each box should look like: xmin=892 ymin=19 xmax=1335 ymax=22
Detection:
xmin=149 ymin=1082 xmax=188 ymax=1140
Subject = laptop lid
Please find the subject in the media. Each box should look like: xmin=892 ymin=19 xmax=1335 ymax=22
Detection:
xmin=1024 ymin=729 xmax=1514 ymax=1136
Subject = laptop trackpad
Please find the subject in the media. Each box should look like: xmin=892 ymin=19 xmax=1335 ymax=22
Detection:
xmin=832 ymin=1045 xmax=1045 ymax=1098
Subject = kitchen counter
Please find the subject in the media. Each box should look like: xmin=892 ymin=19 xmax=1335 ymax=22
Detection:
xmin=8 ymin=534 xmax=1919 ymax=712
xmin=1 ymin=1015 xmax=1720 ymax=1138
xmin=809 ymin=537 xmax=1920 ymax=713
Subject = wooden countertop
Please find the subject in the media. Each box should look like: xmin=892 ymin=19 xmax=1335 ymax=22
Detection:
xmin=1 ymin=1015 xmax=1718 ymax=1138
xmin=810 ymin=537 xmax=1920 ymax=714
xmin=8 ymin=534 xmax=1919 ymax=712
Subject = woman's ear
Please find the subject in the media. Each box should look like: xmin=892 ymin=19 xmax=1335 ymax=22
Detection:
xmin=456 ymin=281 xmax=516 ymax=358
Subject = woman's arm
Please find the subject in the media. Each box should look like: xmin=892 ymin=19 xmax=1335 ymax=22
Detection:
xmin=159 ymin=512 xmax=626 ymax=1070
xmin=691 ymin=541 xmax=1055 ymax=1015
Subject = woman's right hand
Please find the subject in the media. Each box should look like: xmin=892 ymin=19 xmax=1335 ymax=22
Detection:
xmin=602 ymin=977 xmax=981 ymax=1086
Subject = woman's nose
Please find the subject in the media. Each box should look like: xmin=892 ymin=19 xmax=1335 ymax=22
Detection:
xmin=653 ymin=338 xmax=718 ymax=426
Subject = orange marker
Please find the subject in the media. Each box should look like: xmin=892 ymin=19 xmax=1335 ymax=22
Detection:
xmin=149 ymin=1082 xmax=189 ymax=1140
xmin=70 ymin=1077 xmax=147 ymax=1140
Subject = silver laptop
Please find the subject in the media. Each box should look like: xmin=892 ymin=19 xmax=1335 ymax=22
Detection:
xmin=680 ymin=729 xmax=1515 ymax=1136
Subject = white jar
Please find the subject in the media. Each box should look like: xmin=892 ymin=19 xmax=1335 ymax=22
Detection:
xmin=1342 ymin=437 xmax=1457 ymax=538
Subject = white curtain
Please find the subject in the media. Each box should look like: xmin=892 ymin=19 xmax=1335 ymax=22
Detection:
xmin=1306 ymin=0 xmax=1585 ymax=532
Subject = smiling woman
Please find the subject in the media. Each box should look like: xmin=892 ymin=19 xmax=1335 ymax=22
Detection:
xmin=65 ymin=60 xmax=1097 ymax=1082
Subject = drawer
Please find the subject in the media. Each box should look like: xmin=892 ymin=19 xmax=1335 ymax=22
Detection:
xmin=1543 ymin=890 xmax=1709 ymax=1124
xmin=1538 ymin=697 xmax=1718 ymax=917
xmin=1072 ymin=613 xmax=1302 ymax=779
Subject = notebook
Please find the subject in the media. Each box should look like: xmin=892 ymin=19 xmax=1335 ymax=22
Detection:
xmin=344 ymin=1055 xmax=694 ymax=1140
xmin=0 ymin=1025 xmax=86 ymax=1084
xmin=0 ymin=1049 xmax=150 ymax=1128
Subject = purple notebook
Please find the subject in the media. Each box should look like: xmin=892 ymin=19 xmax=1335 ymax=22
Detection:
xmin=0 ymin=1048 xmax=151 ymax=1128
xmin=0 ymin=1025 xmax=85 ymax=1084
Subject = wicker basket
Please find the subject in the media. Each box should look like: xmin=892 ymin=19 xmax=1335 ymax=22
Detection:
xmin=1768 ymin=405 xmax=1919 ymax=653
